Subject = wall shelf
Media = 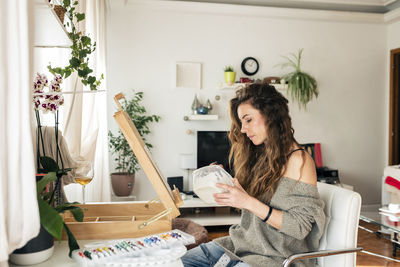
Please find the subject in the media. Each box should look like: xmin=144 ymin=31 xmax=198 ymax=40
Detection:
xmin=34 ymin=0 xmax=72 ymax=48
xmin=218 ymin=82 xmax=247 ymax=90
xmin=218 ymin=82 xmax=288 ymax=91
xmin=183 ymin=114 xmax=219 ymax=121
xmin=33 ymin=90 xmax=106 ymax=96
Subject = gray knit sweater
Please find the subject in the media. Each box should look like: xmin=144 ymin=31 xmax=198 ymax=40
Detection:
xmin=214 ymin=177 xmax=326 ymax=267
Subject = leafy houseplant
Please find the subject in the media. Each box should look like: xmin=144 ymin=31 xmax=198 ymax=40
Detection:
xmin=19 ymin=73 xmax=82 ymax=261
xmin=108 ymin=91 xmax=160 ymax=196
xmin=48 ymin=0 xmax=103 ymax=91
xmin=224 ymin=65 xmax=236 ymax=86
xmin=279 ymin=48 xmax=318 ymax=109
xmin=37 ymin=157 xmax=84 ymax=256
xmin=11 ymin=157 xmax=84 ymax=264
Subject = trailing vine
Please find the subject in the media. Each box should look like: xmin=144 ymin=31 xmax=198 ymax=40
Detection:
xmin=48 ymin=0 xmax=103 ymax=90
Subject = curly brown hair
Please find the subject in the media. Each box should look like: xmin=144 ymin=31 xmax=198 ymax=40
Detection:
xmin=229 ymin=83 xmax=301 ymax=202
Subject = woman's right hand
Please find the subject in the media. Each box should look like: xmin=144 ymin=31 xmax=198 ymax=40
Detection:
xmin=214 ymin=178 xmax=253 ymax=210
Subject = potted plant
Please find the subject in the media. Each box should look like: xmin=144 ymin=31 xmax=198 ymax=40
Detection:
xmin=278 ymin=48 xmax=318 ymax=109
xmin=108 ymin=91 xmax=160 ymax=196
xmin=224 ymin=65 xmax=236 ymax=86
xmin=11 ymin=73 xmax=83 ymax=264
xmin=10 ymin=156 xmax=83 ymax=265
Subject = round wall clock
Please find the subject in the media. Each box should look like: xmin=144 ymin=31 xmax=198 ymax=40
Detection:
xmin=241 ymin=57 xmax=259 ymax=76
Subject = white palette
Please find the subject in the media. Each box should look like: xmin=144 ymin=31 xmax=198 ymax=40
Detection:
xmin=72 ymin=230 xmax=195 ymax=267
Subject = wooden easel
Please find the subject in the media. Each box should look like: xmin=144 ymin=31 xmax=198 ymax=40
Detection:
xmin=113 ymin=93 xmax=183 ymax=218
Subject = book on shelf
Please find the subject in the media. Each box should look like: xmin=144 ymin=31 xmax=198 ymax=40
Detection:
xmin=300 ymin=143 xmax=323 ymax=168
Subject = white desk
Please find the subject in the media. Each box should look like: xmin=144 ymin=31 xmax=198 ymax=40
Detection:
xmin=9 ymin=240 xmax=183 ymax=267
xmin=179 ymin=196 xmax=241 ymax=226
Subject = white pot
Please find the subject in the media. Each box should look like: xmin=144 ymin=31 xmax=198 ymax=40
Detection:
xmin=10 ymin=226 xmax=54 ymax=265
xmin=10 ymin=246 xmax=54 ymax=265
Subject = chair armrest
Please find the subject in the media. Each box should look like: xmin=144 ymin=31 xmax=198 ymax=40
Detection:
xmin=282 ymin=247 xmax=362 ymax=267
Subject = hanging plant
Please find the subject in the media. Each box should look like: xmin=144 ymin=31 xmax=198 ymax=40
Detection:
xmin=48 ymin=0 xmax=103 ymax=90
xmin=278 ymin=48 xmax=318 ymax=109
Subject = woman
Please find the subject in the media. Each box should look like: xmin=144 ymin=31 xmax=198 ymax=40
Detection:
xmin=182 ymin=83 xmax=325 ymax=267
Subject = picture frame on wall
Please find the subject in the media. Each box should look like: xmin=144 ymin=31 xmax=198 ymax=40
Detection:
xmin=175 ymin=62 xmax=202 ymax=89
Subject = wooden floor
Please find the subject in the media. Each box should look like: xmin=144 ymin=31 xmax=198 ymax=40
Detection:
xmin=205 ymin=220 xmax=400 ymax=266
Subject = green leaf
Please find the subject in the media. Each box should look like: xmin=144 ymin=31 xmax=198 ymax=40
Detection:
xmin=65 ymin=69 xmax=72 ymax=78
xmin=69 ymin=57 xmax=81 ymax=68
xmin=87 ymin=76 xmax=96 ymax=84
xmin=76 ymin=13 xmax=85 ymax=22
xmin=36 ymin=172 xmax=57 ymax=195
xmin=80 ymin=36 xmax=91 ymax=46
xmin=38 ymin=198 xmax=64 ymax=240
xmin=57 ymin=168 xmax=73 ymax=176
xmin=67 ymin=206 xmax=84 ymax=222
xmin=55 ymin=204 xmax=84 ymax=222
xmin=78 ymin=50 xmax=87 ymax=59
xmin=78 ymin=67 xmax=91 ymax=77
xmin=63 ymin=0 xmax=71 ymax=7
xmin=63 ymin=223 xmax=80 ymax=257
xmin=40 ymin=156 xmax=59 ymax=172
xmin=49 ymin=67 xmax=64 ymax=76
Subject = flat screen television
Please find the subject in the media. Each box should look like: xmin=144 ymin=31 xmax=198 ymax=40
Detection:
xmin=197 ymin=131 xmax=233 ymax=175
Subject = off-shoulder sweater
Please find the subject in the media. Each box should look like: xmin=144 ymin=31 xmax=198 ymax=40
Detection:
xmin=214 ymin=177 xmax=326 ymax=267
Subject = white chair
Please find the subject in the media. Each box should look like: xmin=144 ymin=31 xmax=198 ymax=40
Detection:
xmin=283 ymin=182 xmax=362 ymax=267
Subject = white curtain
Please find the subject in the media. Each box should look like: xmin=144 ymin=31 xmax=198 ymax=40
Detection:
xmin=63 ymin=0 xmax=110 ymax=202
xmin=0 ymin=0 xmax=40 ymax=266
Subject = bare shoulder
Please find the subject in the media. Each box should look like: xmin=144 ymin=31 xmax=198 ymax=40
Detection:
xmin=282 ymin=150 xmax=317 ymax=186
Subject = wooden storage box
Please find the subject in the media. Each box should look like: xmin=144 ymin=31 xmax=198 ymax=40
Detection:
xmin=63 ymin=93 xmax=182 ymax=240
xmin=62 ymin=202 xmax=173 ymax=240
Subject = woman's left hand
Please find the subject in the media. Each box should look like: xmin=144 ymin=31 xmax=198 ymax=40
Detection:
xmin=214 ymin=178 xmax=253 ymax=209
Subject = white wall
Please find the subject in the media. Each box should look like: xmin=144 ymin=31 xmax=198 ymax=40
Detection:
xmin=385 ymin=19 xmax=400 ymax=168
xmin=388 ymin=21 xmax=400 ymax=49
xmin=106 ymin=0 xmax=387 ymax=204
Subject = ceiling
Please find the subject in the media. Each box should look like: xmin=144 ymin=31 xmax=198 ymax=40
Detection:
xmin=160 ymin=0 xmax=400 ymax=13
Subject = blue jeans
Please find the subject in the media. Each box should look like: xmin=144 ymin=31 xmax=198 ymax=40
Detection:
xmin=181 ymin=241 xmax=250 ymax=267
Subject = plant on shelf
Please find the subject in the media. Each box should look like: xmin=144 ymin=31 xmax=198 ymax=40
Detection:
xmin=224 ymin=66 xmax=234 ymax=72
xmin=108 ymin=91 xmax=160 ymax=196
xmin=224 ymin=65 xmax=236 ymax=86
xmin=47 ymin=0 xmax=103 ymax=91
xmin=278 ymin=48 xmax=318 ymax=109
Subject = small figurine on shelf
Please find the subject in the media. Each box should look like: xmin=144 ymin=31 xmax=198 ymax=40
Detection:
xmin=197 ymin=104 xmax=208 ymax=115
xmin=205 ymin=99 xmax=212 ymax=111
xmin=191 ymin=94 xmax=200 ymax=114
